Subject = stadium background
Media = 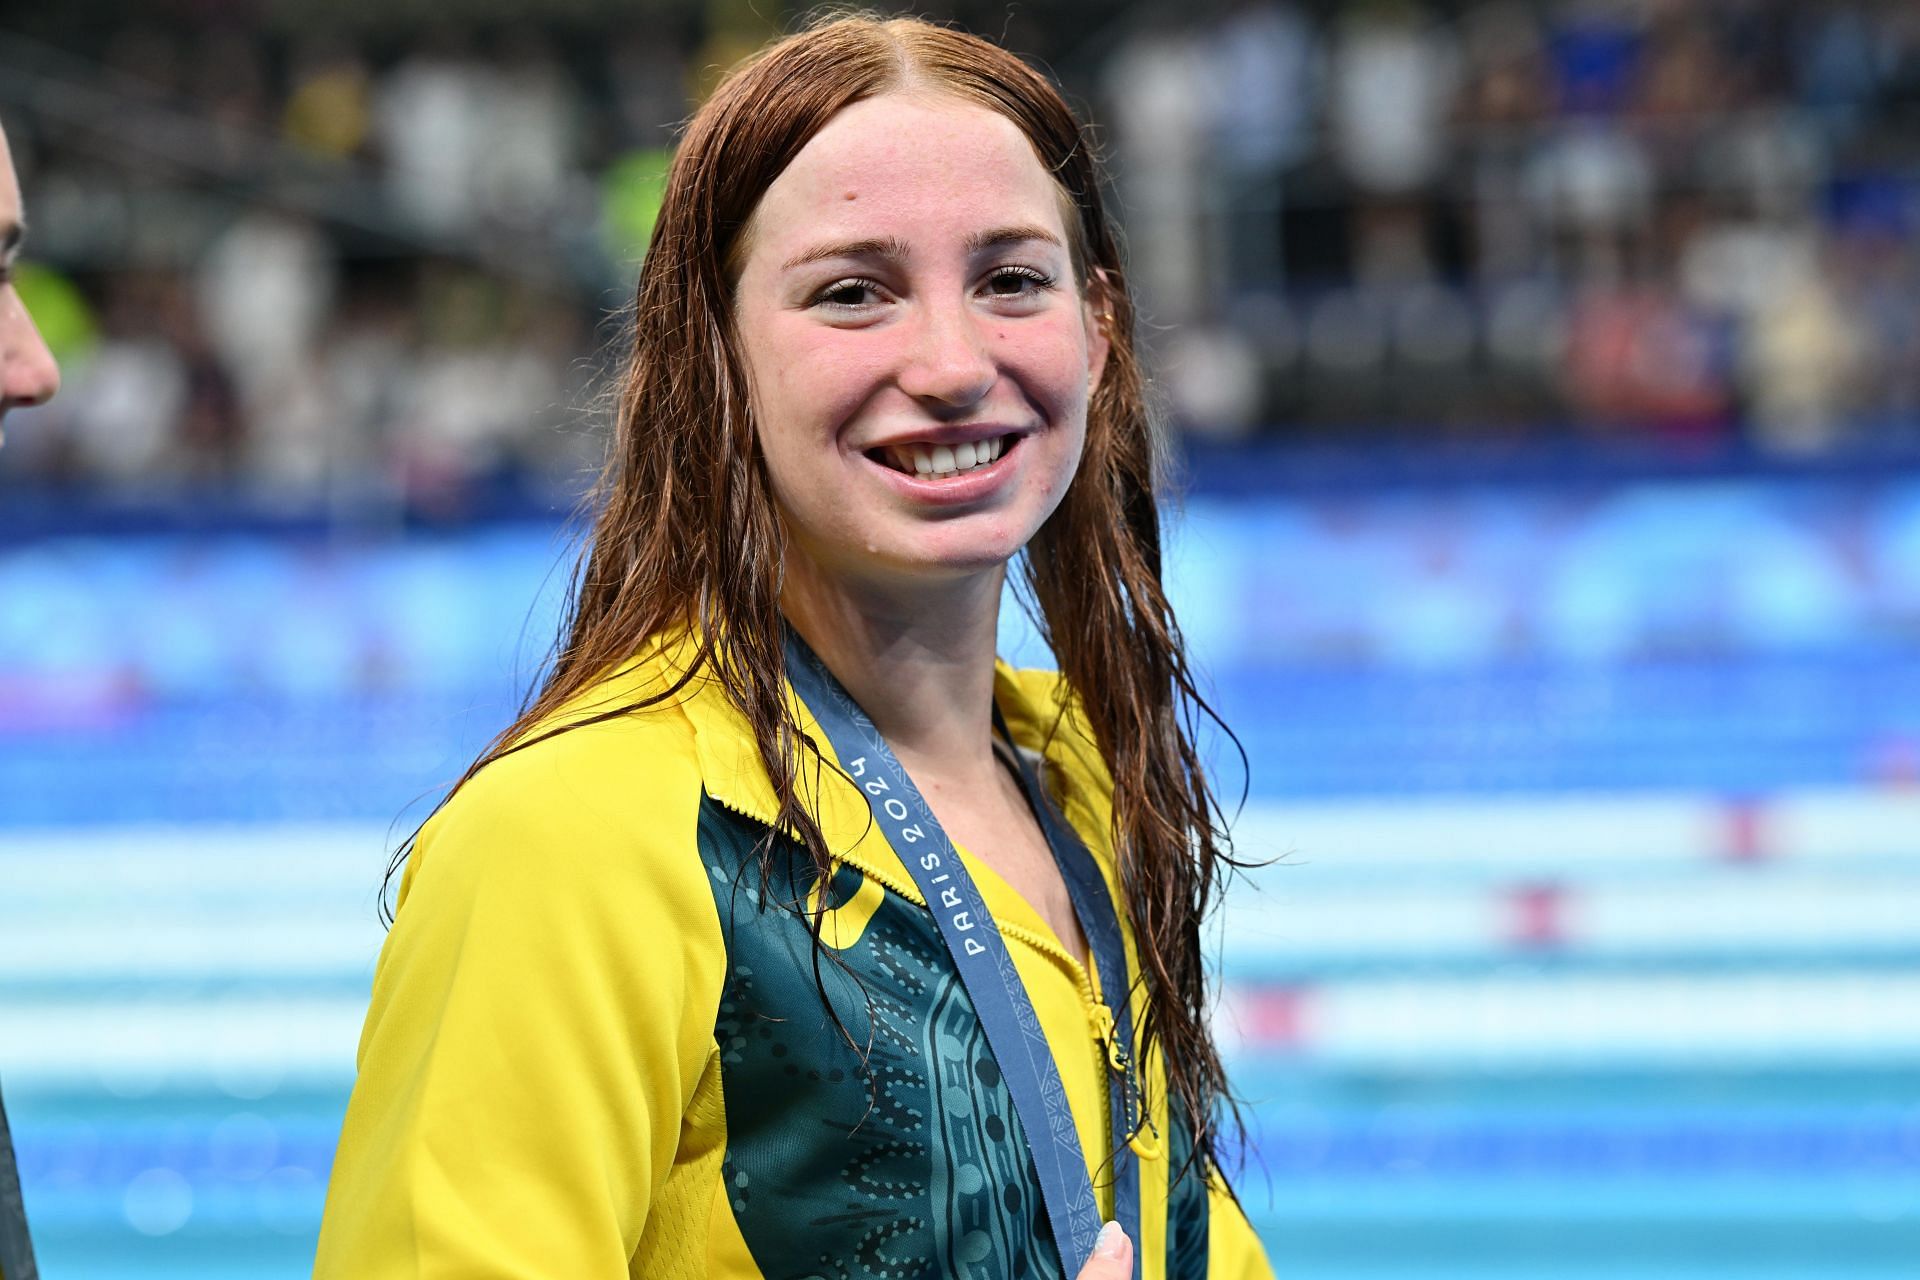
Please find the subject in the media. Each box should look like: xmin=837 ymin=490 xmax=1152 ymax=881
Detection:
xmin=4 ymin=0 xmax=1920 ymax=1276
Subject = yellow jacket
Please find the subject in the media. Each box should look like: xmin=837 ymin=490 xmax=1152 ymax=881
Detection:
xmin=315 ymin=639 xmax=1275 ymax=1279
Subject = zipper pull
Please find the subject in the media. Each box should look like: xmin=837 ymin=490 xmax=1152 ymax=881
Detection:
xmin=1089 ymin=1001 xmax=1130 ymax=1075
xmin=1094 ymin=1007 xmax=1163 ymax=1160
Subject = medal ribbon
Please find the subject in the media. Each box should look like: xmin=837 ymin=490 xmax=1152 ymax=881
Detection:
xmin=784 ymin=631 xmax=1141 ymax=1277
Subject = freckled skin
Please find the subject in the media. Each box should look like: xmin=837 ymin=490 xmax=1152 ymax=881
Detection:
xmin=733 ymin=93 xmax=1108 ymax=594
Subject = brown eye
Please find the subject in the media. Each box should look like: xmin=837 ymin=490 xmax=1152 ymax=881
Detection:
xmin=984 ymin=267 xmax=1051 ymax=298
xmin=814 ymin=278 xmax=885 ymax=310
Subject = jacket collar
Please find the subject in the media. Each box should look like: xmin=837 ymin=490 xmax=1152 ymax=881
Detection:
xmin=643 ymin=630 xmax=1114 ymax=905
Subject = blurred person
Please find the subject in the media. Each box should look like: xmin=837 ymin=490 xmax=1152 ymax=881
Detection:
xmin=374 ymin=28 xmax=494 ymax=236
xmin=164 ymin=284 xmax=245 ymax=479
xmin=1326 ymin=1 xmax=1460 ymax=285
xmin=315 ymin=15 xmax=1273 ymax=1280
xmin=1793 ymin=7 xmax=1882 ymax=137
xmin=1328 ymin=1 xmax=1458 ymax=199
xmin=309 ymin=281 xmax=420 ymax=493
xmin=1743 ymin=251 xmax=1872 ymax=450
xmin=1634 ymin=12 xmax=1728 ymax=128
xmin=1542 ymin=0 xmax=1644 ymax=117
xmin=197 ymin=211 xmax=334 ymax=397
xmin=1562 ymin=280 xmax=1732 ymax=437
xmin=473 ymin=27 xmax=581 ymax=229
xmin=283 ymin=37 xmax=375 ymax=163
xmin=395 ymin=270 xmax=571 ymax=512
xmin=59 ymin=274 xmax=187 ymax=483
xmin=1457 ymin=1 xmax=1551 ymax=282
xmin=0 ymin=121 xmax=60 ymax=446
xmin=195 ymin=211 xmax=335 ymax=487
xmin=1103 ymin=14 xmax=1212 ymax=323
xmin=1527 ymin=117 xmax=1654 ymax=280
xmin=0 ymin=114 xmax=53 ymax=1280
xmin=1200 ymin=1 xmax=1320 ymax=296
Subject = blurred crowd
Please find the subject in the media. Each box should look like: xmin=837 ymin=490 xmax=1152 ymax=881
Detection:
xmin=3 ymin=0 xmax=1920 ymax=503
xmin=1118 ymin=0 xmax=1920 ymax=447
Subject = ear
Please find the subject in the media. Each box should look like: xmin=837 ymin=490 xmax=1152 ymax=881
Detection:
xmin=1083 ymin=268 xmax=1114 ymax=395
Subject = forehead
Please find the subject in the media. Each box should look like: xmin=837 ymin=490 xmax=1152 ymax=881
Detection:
xmin=747 ymin=93 xmax=1068 ymax=255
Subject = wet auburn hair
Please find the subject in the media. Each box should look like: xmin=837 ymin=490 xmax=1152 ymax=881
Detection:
xmin=388 ymin=11 xmax=1246 ymax=1181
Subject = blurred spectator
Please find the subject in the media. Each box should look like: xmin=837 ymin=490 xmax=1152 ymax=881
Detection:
xmin=5 ymin=0 xmax=1920 ymax=502
xmin=1327 ymin=2 xmax=1458 ymax=285
xmin=1562 ymin=282 xmax=1732 ymax=438
xmin=1743 ymin=250 xmax=1873 ymax=451
xmin=284 ymin=39 xmax=374 ymax=163
xmin=61 ymin=276 xmax=186 ymax=483
xmin=1329 ymin=3 xmax=1458 ymax=198
xmin=1199 ymin=1 xmax=1319 ymax=297
xmin=1104 ymin=15 xmax=1212 ymax=324
xmin=373 ymin=30 xmax=494 ymax=238
xmin=473 ymin=28 xmax=581 ymax=230
xmin=197 ymin=212 xmax=334 ymax=405
xmin=1457 ymin=2 xmax=1552 ymax=281
xmin=167 ymin=283 xmax=245 ymax=480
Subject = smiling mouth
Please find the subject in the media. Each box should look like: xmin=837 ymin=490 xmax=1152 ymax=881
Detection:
xmin=866 ymin=434 xmax=1018 ymax=478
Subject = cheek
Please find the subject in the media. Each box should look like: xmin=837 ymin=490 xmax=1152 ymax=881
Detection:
xmin=997 ymin=313 xmax=1093 ymax=411
xmin=754 ymin=320 xmax=896 ymax=442
xmin=1006 ymin=320 xmax=1093 ymax=497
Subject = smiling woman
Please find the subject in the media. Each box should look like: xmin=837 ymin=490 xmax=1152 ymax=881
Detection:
xmin=314 ymin=14 xmax=1273 ymax=1280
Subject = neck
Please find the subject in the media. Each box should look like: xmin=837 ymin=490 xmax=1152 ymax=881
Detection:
xmin=780 ymin=552 xmax=1004 ymax=773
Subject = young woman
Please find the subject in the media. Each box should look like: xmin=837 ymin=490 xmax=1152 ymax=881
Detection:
xmin=315 ymin=15 xmax=1274 ymax=1280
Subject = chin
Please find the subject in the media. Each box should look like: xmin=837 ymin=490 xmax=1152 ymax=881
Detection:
xmin=875 ymin=546 xmax=1020 ymax=584
xmin=889 ymin=518 xmax=1038 ymax=577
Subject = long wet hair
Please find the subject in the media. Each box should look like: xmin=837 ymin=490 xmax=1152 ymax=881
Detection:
xmin=386 ymin=12 xmax=1246 ymax=1181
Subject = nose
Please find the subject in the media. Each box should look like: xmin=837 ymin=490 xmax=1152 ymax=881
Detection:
xmin=896 ymin=295 xmax=995 ymax=411
xmin=0 ymin=286 xmax=60 ymax=418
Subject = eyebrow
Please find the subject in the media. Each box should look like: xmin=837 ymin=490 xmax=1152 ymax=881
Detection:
xmin=966 ymin=224 xmax=1062 ymax=255
xmin=779 ymin=224 xmax=1063 ymax=272
xmin=0 ymin=221 xmax=21 ymax=258
xmin=781 ymin=235 xmax=910 ymax=273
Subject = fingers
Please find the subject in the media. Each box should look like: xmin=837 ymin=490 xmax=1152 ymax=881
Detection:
xmin=1074 ymin=1220 xmax=1133 ymax=1280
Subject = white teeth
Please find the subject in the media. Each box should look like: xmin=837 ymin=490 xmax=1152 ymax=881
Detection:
xmin=881 ymin=436 xmax=1009 ymax=477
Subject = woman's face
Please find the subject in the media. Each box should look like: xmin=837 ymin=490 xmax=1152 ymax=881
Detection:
xmin=733 ymin=92 xmax=1108 ymax=592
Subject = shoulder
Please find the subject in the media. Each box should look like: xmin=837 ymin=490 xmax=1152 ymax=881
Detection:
xmin=396 ymin=656 xmax=711 ymax=918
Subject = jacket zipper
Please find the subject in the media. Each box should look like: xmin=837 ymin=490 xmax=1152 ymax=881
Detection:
xmin=707 ymin=789 xmax=1155 ymax=1164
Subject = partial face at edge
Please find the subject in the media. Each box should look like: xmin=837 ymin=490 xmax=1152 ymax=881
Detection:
xmin=731 ymin=92 xmax=1109 ymax=592
xmin=0 ymin=123 xmax=60 ymax=441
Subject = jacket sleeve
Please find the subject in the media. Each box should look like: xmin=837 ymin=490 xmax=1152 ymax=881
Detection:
xmin=1208 ymin=1176 xmax=1277 ymax=1280
xmin=313 ymin=719 xmax=725 ymax=1278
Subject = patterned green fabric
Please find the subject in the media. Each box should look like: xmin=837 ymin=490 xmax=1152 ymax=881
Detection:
xmin=1162 ymin=1100 xmax=1210 ymax=1276
xmin=697 ymin=795 xmax=1064 ymax=1280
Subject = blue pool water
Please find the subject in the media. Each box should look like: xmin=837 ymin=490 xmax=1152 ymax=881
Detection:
xmin=5 ymin=472 xmax=1919 ymax=1278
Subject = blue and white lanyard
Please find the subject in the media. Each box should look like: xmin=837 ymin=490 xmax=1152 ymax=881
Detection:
xmin=783 ymin=631 xmax=1143 ymax=1277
